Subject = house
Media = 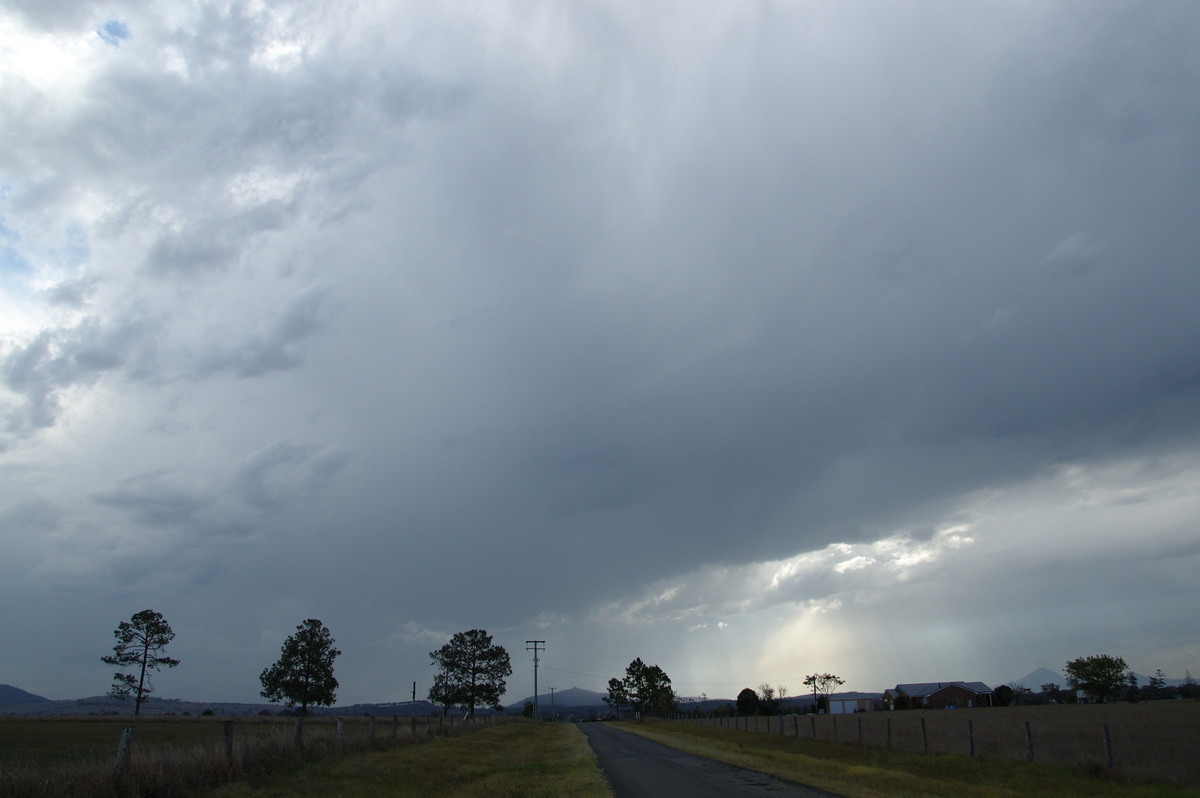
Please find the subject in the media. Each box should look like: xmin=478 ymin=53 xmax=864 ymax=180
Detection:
xmin=826 ymin=692 xmax=881 ymax=714
xmin=883 ymin=681 xmax=994 ymax=710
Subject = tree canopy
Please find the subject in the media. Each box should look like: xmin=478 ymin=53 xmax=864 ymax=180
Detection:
xmin=735 ymin=687 xmax=760 ymax=716
xmin=428 ymin=629 xmax=512 ymax=717
xmin=803 ymin=672 xmax=844 ymax=712
xmin=1064 ymin=654 xmax=1128 ymax=703
xmin=758 ymin=683 xmax=788 ymax=715
xmin=259 ymin=619 xmax=341 ymax=713
xmin=101 ymin=609 xmax=180 ymax=716
xmin=604 ymin=658 xmax=676 ymax=717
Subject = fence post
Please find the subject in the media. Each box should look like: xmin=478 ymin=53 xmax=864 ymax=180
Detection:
xmin=114 ymin=725 xmax=134 ymax=782
xmin=1103 ymin=723 xmax=1114 ymax=769
xmin=779 ymin=714 xmax=784 ymax=735
xmin=886 ymin=717 xmax=892 ymax=749
xmin=794 ymin=715 xmax=799 ymax=737
xmin=811 ymin=715 xmax=816 ymax=739
xmin=337 ymin=717 xmax=345 ymax=747
xmin=968 ymin=719 xmax=974 ymax=758
xmin=1025 ymin=721 xmax=1034 ymax=762
xmin=369 ymin=715 xmax=377 ymax=742
xmin=294 ymin=716 xmax=304 ymax=747
xmin=833 ymin=716 xmax=838 ymax=741
xmin=224 ymin=720 xmax=234 ymax=767
xmin=921 ymin=718 xmax=928 ymax=753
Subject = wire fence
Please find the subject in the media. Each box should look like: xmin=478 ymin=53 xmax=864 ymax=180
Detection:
xmin=658 ymin=703 xmax=1200 ymax=785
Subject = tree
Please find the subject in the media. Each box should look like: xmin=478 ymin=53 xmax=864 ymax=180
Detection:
xmin=604 ymin=658 xmax=676 ymax=717
xmin=101 ymin=609 xmax=180 ymax=716
xmin=758 ymin=683 xmax=789 ymax=715
xmin=803 ymin=673 xmax=844 ymax=713
xmin=428 ymin=629 xmax=512 ymax=718
xmin=428 ymin=671 xmax=463 ymax=716
xmin=260 ymin=619 xmax=341 ymax=713
xmin=1147 ymin=669 xmax=1166 ymax=699
xmin=1011 ymin=684 xmax=1034 ymax=705
xmin=1183 ymin=670 xmax=1198 ymax=699
xmin=1040 ymin=682 xmax=1067 ymax=703
xmin=736 ymin=687 xmax=761 ymax=716
xmin=1064 ymin=654 xmax=1128 ymax=703
xmin=993 ymin=684 xmax=1015 ymax=707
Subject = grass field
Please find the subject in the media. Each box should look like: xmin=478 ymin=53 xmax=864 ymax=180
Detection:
xmin=0 ymin=714 xmax=467 ymax=763
xmin=0 ymin=714 xmax=511 ymax=797
xmin=4 ymin=706 xmax=1197 ymax=796
xmin=206 ymin=720 xmax=608 ymax=797
xmin=681 ymin=701 xmax=1200 ymax=785
xmin=624 ymin=710 xmax=1200 ymax=797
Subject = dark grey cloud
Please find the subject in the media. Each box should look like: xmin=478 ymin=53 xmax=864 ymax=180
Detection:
xmin=2 ymin=0 xmax=1199 ymax=704
xmin=91 ymin=470 xmax=208 ymax=528
xmin=195 ymin=285 xmax=333 ymax=378
xmin=233 ymin=439 xmax=350 ymax=510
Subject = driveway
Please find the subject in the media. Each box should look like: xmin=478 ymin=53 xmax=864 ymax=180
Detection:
xmin=578 ymin=722 xmax=843 ymax=798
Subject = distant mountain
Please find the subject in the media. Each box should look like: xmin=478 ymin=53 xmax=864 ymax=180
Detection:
xmin=0 ymin=684 xmax=50 ymax=707
xmin=1010 ymin=668 xmax=1064 ymax=689
xmin=0 ymin=691 xmax=445 ymax=718
xmin=508 ymin=686 xmax=608 ymax=711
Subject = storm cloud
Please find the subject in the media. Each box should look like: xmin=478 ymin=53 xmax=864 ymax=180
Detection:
xmin=2 ymin=0 xmax=1198 ymax=704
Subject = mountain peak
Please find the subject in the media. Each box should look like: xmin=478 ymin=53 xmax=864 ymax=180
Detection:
xmin=1009 ymin=668 xmax=1065 ymax=689
xmin=0 ymin=684 xmax=50 ymax=707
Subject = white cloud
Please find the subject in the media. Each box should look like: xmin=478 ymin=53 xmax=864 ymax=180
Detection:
xmin=575 ymin=451 xmax=1200 ymax=690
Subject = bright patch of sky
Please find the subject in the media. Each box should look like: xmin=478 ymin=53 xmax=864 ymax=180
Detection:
xmin=96 ymin=20 xmax=129 ymax=47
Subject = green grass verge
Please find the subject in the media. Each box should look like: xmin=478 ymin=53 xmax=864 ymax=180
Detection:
xmin=615 ymin=720 xmax=1200 ymax=798
xmin=207 ymin=721 xmax=610 ymax=797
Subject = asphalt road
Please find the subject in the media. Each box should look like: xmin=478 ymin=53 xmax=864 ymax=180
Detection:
xmin=578 ymin=723 xmax=843 ymax=798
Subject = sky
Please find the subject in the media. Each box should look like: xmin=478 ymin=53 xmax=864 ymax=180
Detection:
xmin=2 ymin=0 xmax=1199 ymax=708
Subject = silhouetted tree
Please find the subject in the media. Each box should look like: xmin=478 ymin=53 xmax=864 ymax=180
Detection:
xmin=101 ymin=609 xmax=180 ymax=716
xmin=1040 ymin=682 xmax=1068 ymax=703
xmin=260 ymin=619 xmax=341 ymax=713
xmin=736 ymin=687 xmax=761 ymax=716
xmin=604 ymin=658 xmax=675 ymax=717
xmin=1008 ymin=683 xmax=1033 ymax=705
xmin=428 ymin=629 xmax=512 ymax=718
xmin=1181 ymin=670 xmax=1198 ymax=699
xmin=758 ymin=683 xmax=789 ymax=715
xmin=803 ymin=673 xmax=844 ymax=713
xmin=1064 ymin=654 xmax=1128 ymax=703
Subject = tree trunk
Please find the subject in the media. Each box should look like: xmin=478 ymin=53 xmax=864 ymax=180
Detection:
xmin=135 ymin=636 xmax=150 ymax=716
